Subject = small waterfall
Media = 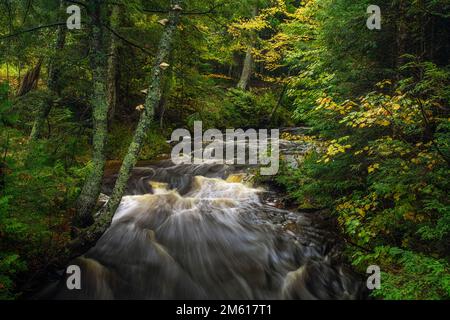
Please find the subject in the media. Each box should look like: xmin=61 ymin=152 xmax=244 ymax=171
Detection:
xmin=40 ymin=134 xmax=365 ymax=300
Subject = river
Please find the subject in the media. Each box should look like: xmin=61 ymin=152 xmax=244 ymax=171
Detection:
xmin=38 ymin=129 xmax=365 ymax=299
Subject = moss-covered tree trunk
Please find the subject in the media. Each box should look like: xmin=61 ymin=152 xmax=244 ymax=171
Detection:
xmin=74 ymin=0 xmax=109 ymax=227
xmin=71 ymin=0 xmax=183 ymax=251
xmin=29 ymin=0 xmax=66 ymax=141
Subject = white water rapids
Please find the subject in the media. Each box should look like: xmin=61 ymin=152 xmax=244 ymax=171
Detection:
xmin=39 ymin=134 xmax=365 ymax=300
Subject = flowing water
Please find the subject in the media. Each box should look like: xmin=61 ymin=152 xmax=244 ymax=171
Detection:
xmin=39 ymin=132 xmax=365 ymax=300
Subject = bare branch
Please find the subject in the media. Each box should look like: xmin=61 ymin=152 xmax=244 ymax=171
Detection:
xmin=0 ymin=22 xmax=67 ymax=41
xmin=102 ymin=23 xmax=153 ymax=55
xmin=63 ymin=0 xmax=88 ymax=9
xmin=142 ymin=3 xmax=221 ymax=16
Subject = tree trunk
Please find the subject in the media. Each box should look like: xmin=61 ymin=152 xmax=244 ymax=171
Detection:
xmin=17 ymin=59 xmax=42 ymax=98
xmin=47 ymin=2 xmax=67 ymax=96
xmin=29 ymin=0 xmax=66 ymax=141
xmin=0 ymin=134 xmax=9 ymax=194
xmin=158 ymin=50 xmax=175 ymax=129
xmin=74 ymin=0 xmax=109 ymax=228
xmin=237 ymin=47 xmax=254 ymax=90
xmin=71 ymin=0 xmax=183 ymax=250
xmin=396 ymin=0 xmax=407 ymax=71
xmin=237 ymin=5 xmax=258 ymax=90
xmin=29 ymin=92 xmax=52 ymax=141
xmin=268 ymin=81 xmax=289 ymax=124
xmin=107 ymin=5 xmax=121 ymax=123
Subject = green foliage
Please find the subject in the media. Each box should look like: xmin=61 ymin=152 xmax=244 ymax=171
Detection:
xmin=0 ymin=83 xmax=87 ymax=299
xmin=0 ymin=252 xmax=26 ymax=300
xmin=352 ymin=246 xmax=450 ymax=300
xmin=221 ymin=88 xmax=276 ymax=128
xmin=184 ymin=87 xmax=292 ymax=129
xmin=278 ymin=66 xmax=450 ymax=299
xmin=107 ymin=123 xmax=171 ymax=161
xmin=0 ymin=83 xmax=17 ymax=126
xmin=276 ymin=151 xmax=363 ymax=209
xmin=276 ymin=0 xmax=450 ymax=300
xmin=1 ymin=0 xmax=449 ymax=301
xmin=0 ymin=130 xmax=83 ymax=299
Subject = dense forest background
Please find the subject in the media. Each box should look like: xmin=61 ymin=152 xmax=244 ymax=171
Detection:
xmin=0 ymin=0 xmax=449 ymax=300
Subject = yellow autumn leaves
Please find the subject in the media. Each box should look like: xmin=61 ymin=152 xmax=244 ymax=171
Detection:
xmin=318 ymin=139 xmax=352 ymax=163
xmin=337 ymin=199 xmax=376 ymax=218
xmin=316 ymin=83 xmax=426 ymax=132
xmin=227 ymin=0 xmax=296 ymax=78
xmin=313 ymin=85 xmax=444 ymax=174
xmin=367 ymin=163 xmax=380 ymax=173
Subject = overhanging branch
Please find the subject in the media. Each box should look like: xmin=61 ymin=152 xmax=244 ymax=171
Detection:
xmin=0 ymin=22 xmax=67 ymax=41
xmin=102 ymin=23 xmax=153 ymax=55
xmin=63 ymin=0 xmax=88 ymax=9
xmin=142 ymin=3 xmax=220 ymax=15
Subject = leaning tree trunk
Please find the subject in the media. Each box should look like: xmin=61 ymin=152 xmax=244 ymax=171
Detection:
xmin=17 ymin=59 xmax=42 ymax=98
xmin=74 ymin=0 xmax=109 ymax=228
xmin=29 ymin=0 xmax=66 ymax=141
xmin=158 ymin=50 xmax=175 ymax=129
xmin=237 ymin=5 xmax=258 ymax=90
xmin=70 ymin=0 xmax=183 ymax=253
